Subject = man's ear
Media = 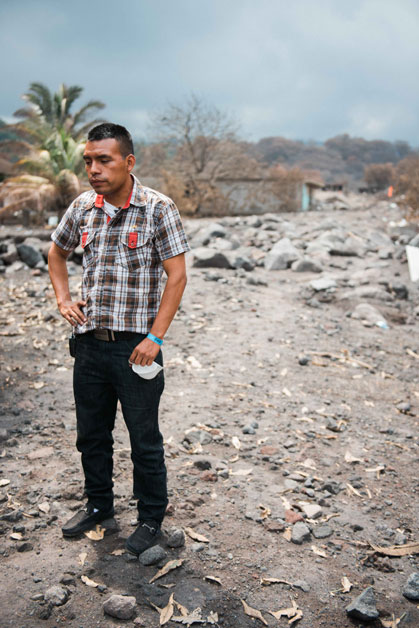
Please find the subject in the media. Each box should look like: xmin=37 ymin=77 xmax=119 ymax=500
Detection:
xmin=127 ymin=154 xmax=136 ymax=172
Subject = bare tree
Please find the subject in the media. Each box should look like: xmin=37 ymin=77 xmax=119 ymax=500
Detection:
xmin=146 ymin=94 xmax=259 ymax=215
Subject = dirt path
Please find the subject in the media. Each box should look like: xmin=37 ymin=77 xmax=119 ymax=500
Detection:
xmin=0 ymin=199 xmax=418 ymax=627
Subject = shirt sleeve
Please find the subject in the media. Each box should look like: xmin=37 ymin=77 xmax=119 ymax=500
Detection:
xmin=51 ymin=201 xmax=80 ymax=251
xmin=154 ymin=201 xmax=190 ymax=261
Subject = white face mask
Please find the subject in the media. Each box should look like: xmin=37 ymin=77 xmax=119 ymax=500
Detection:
xmin=131 ymin=362 xmax=163 ymax=380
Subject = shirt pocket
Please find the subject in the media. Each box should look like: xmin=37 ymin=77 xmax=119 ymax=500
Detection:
xmin=117 ymin=230 xmax=152 ymax=271
xmin=81 ymin=230 xmax=96 ymax=268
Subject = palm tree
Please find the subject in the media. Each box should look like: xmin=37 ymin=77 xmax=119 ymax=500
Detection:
xmin=14 ymin=82 xmax=105 ymax=139
xmin=0 ymin=82 xmax=106 ymax=223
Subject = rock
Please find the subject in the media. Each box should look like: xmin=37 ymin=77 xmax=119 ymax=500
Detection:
xmin=264 ymin=520 xmax=285 ymax=533
xmin=293 ymin=580 xmax=310 ymax=592
xmin=346 ymin=586 xmax=379 ymax=621
xmin=330 ymin=236 xmax=364 ymax=257
xmin=396 ymin=402 xmax=411 ymax=414
xmin=292 ymin=257 xmax=323 ymax=273
xmin=17 ymin=243 xmax=44 ymax=268
xmin=312 ymin=524 xmax=333 ymax=539
xmin=193 ymin=223 xmax=228 ymax=246
xmin=201 ymin=470 xmax=218 ymax=482
xmin=264 ymin=238 xmax=300 ymax=270
xmin=284 ymin=479 xmax=298 ymax=490
xmin=300 ymin=503 xmax=323 ymax=519
xmin=103 ymin=594 xmax=136 ymax=620
xmin=184 ymin=430 xmax=213 ymax=446
xmin=387 ymin=281 xmax=408 ymax=299
xmin=0 ymin=428 xmax=9 ymax=442
xmin=193 ymin=458 xmax=212 ymax=471
xmin=291 ymin=521 xmax=311 ymax=544
xmin=242 ymin=425 xmax=256 ymax=434
xmin=226 ymin=249 xmax=255 ymax=271
xmin=44 ymin=585 xmax=69 ymax=607
xmin=167 ymin=528 xmax=186 ymax=548
xmin=409 ymin=233 xmax=419 ymax=247
xmin=309 ymin=277 xmax=337 ymax=292
xmin=191 ymin=248 xmax=233 ymax=269
xmin=139 ymin=544 xmax=167 ymax=566
xmin=298 ymin=355 xmax=310 ymax=366
xmin=0 ymin=242 xmax=19 ymax=265
xmin=190 ymin=542 xmax=206 ymax=552
xmin=351 ymin=303 xmax=387 ymax=327
xmin=402 ymin=572 xmax=419 ymax=600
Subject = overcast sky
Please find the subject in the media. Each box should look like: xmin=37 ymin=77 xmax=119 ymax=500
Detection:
xmin=1 ymin=0 xmax=418 ymax=145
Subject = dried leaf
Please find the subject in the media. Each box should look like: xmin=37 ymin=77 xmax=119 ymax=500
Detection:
xmin=283 ymin=528 xmax=292 ymax=542
xmin=81 ymin=575 xmax=99 ymax=587
xmin=346 ymin=482 xmax=363 ymax=497
xmin=311 ymin=545 xmax=327 ymax=558
xmin=271 ymin=600 xmax=302 ymax=622
xmin=344 ymin=451 xmax=362 ymax=463
xmin=160 ymin=593 xmax=174 ymax=625
xmin=341 ymin=576 xmax=352 ymax=592
xmin=241 ymin=599 xmax=268 ymax=625
xmin=282 ymin=387 xmax=292 ymax=397
xmin=289 ymin=608 xmax=303 ymax=624
xmin=380 ymin=613 xmax=407 ymax=628
xmin=261 ymin=577 xmax=292 ymax=586
xmin=31 ymin=381 xmax=46 ymax=390
xmin=84 ymin=524 xmax=105 ymax=541
xmin=0 ymin=479 xmax=11 ymax=487
xmin=185 ymin=527 xmax=210 ymax=543
xmin=10 ymin=532 xmax=23 ymax=540
xmin=149 ymin=559 xmax=185 ymax=583
xmin=77 ymin=553 xmax=87 ymax=567
xmin=204 ymin=575 xmax=222 ymax=585
xmin=369 ymin=541 xmax=419 ymax=556
xmin=38 ymin=502 xmax=50 ymax=514
xmin=174 ymin=599 xmax=189 ymax=616
xmin=232 ymin=436 xmax=241 ymax=450
xmin=110 ymin=548 xmax=125 ymax=556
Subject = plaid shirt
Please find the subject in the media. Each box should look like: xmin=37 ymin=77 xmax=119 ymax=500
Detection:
xmin=52 ymin=176 xmax=190 ymax=334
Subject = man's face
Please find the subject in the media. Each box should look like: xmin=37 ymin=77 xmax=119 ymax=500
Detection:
xmin=83 ymin=138 xmax=134 ymax=196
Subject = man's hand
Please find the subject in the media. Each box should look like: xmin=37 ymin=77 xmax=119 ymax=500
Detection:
xmin=58 ymin=299 xmax=87 ymax=327
xmin=129 ymin=338 xmax=160 ymax=367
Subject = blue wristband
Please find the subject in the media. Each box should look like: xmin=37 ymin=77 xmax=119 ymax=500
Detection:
xmin=147 ymin=332 xmax=163 ymax=346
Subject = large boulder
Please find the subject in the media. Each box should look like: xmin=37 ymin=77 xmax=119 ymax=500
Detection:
xmin=264 ymin=238 xmax=300 ymax=270
xmin=17 ymin=243 xmax=44 ymax=268
xmin=191 ymin=248 xmax=233 ymax=269
xmin=192 ymin=223 xmax=228 ymax=247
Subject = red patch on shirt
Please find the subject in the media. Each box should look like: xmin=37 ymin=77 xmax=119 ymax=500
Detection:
xmin=95 ymin=194 xmax=104 ymax=208
xmin=81 ymin=232 xmax=88 ymax=248
xmin=128 ymin=232 xmax=138 ymax=249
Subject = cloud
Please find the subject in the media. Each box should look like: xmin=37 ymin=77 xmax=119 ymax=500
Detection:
xmin=0 ymin=0 xmax=418 ymax=143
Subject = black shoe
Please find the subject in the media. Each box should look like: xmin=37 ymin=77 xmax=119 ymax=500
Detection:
xmin=62 ymin=504 xmax=114 ymax=537
xmin=125 ymin=520 xmax=161 ymax=555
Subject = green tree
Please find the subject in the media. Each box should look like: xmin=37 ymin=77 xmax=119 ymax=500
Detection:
xmin=0 ymin=83 xmax=106 ymax=223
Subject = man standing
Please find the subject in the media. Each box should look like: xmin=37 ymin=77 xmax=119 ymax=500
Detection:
xmin=48 ymin=123 xmax=189 ymax=555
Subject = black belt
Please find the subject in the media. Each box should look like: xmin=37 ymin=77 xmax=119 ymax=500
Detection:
xmin=84 ymin=329 xmax=142 ymax=342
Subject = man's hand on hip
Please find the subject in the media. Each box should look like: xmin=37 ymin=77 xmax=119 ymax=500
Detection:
xmin=129 ymin=338 xmax=160 ymax=366
xmin=58 ymin=299 xmax=87 ymax=326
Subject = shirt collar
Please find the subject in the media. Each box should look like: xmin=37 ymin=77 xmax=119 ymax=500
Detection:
xmin=87 ymin=174 xmax=147 ymax=210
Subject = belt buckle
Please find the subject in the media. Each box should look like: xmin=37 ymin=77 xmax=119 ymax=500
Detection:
xmin=94 ymin=329 xmax=115 ymax=341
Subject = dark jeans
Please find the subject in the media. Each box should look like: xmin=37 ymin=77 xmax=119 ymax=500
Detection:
xmin=73 ymin=333 xmax=167 ymax=522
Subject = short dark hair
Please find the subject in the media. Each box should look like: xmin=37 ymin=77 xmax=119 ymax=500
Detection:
xmin=87 ymin=123 xmax=134 ymax=158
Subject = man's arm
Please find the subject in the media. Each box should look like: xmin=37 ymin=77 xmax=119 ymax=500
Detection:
xmin=48 ymin=242 xmax=87 ymax=327
xmin=129 ymin=253 xmax=187 ymax=366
